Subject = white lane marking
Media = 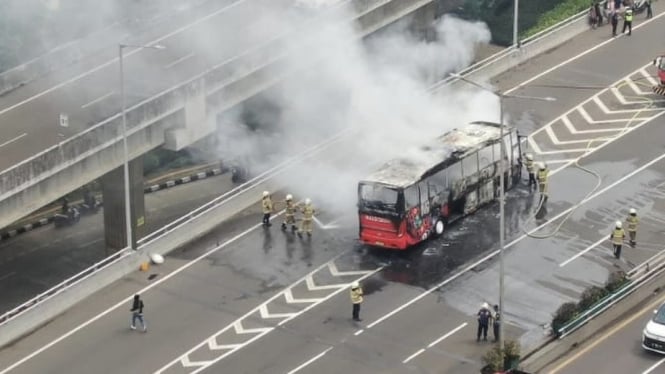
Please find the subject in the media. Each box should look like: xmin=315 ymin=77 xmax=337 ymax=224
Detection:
xmin=0 ymin=218 xmax=273 ymax=374
xmin=545 ymin=126 xmax=601 ymax=145
xmin=403 ymin=323 xmax=468 ymax=364
xmin=504 ymin=10 xmax=665 ymax=94
xmin=427 ymin=322 xmax=468 ymax=348
xmin=558 ymin=236 xmax=607 ymax=267
xmin=367 ymin=144 xmax=665 ymax=330
xmin=287 ymin=347 xmax=334 ymax=374
xmin=561 ymin=115 xmax=622 ymax=135
xmin=354 ymin=329 xmax=364 ymax=336
xmin=544 ymin=159 xmax=575 ymax=165
xmin=578 ymin=106 xmax=650 ymax=124
xmin=641 ymin=68 xmax=659 ymax=87
xmin=163 ymin=52 xmax=195 ymax=69
xmin=643 ymin=358 xmax=665 ymax=374
xmin=626 ymin=78 xmax=649 ymax=96
xmin=155 ymin=264 xmax=382 ymax=374
xmin=0 ymin=0 xmax=248 ymax=117
xmin=0 ymin=133 xmax=27 ymax=148
xmin=402 ymin=349 xmax=425 ymax=364
xmin=80 ymin=91 xmax=114 ymax=109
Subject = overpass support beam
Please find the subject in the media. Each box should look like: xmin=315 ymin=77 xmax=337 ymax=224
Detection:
xmin=410 ymin=0 xmax=437 ymax=41
xmin=101 ymin=156 xmax=145 ymax=251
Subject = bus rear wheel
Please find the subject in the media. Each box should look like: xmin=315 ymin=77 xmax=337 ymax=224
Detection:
xmin=433 ymin=219 xmax=445 ymax=237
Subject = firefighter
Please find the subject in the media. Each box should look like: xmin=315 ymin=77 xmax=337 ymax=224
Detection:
xmin=297 ymin=198 xmax=315 ymax=238
xmin=537 ymin=162 xmax=549 ymax=206
xmin=281 ymin=194 xmax=298 ymax=233
xmin=622 ymin=7 xmax=633 ymax=35
xmin=524 ymin=153 xmax=536 ymax=189
xmin=626 ymin=208 xmax=639 ymax=247
xmin=610 ymin=221 xmax=625 ymax=259
xmin=350 ymin=281 xmax=364 ymax=322
xmin=261 ymin=191 xmax=273 ymax=227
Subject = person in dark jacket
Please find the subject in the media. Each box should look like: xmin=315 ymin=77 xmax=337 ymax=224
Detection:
xmin=130 ymin=294 xmax=147 ymax=332
xmin=477 ymin=303 xmax=491 ymax=342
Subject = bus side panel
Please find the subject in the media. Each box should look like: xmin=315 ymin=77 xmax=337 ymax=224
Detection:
xmin=359 ymin=214 xmax=418 ymax=250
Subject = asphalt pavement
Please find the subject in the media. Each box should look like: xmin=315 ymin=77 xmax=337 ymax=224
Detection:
xmin=0 ymin=0 xmax=297 ymax=172
xmin=541 ymin=292 xmax=665 ymax=374
xmin=0 ymin=173 xmax=235 ymax=314
xmin=3 ymin=7 xmax=665 ymax=374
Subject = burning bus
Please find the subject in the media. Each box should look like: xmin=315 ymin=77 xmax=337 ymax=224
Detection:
xmin=357 ymin=121 xmax=523 ymax=250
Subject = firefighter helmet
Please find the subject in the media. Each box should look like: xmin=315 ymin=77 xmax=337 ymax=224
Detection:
xmin=286 ymin=194 xmax=293 ymax=201
xmin=630 ymin=208 xmax=636 ymax=215
xmin=538 ymin=162 xmax=546 ymax=170
xmin=263 ymin=191 xmax=269 ymax=197
xmin=351 ymin=281 xmax=359 ymax=288
xmin=305 ymin=198 xmax=311 ymax=205
xmin=526 ymin=153 xmax=533 ymax=161
xmin=615 ymin=221 xmax=622 ymax=229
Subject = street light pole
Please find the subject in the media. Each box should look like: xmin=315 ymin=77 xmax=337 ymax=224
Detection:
xmin=513 ymin=0 xmax=520 ymax=48
xmin=449 ymin=73 xmax=555 ymax=362
xmin=118 ymin=43 xmax=165 ymax=250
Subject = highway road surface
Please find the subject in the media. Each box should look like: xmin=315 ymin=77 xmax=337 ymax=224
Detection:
xmin=2 ymin=7 xmax=665 ymax=374
xmin=541 ymin=292 xmax=665 ymax=374
xmin=0 ymin=0 xmax=312 ymax=172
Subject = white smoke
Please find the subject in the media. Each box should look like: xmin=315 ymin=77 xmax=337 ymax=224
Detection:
xmin=214 ymin=3 xmax=499 ymax=216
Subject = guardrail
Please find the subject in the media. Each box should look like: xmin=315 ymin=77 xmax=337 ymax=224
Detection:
xmin=0 ymin=1 xmax=601 ymax=345
xmin=0 ymin=247 xmax=131 ymax=328
xmin=556 ymin=248 xmax=665 ymax=339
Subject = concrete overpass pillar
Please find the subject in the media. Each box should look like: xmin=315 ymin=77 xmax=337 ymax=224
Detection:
xmin=101 ymin=156 xmax=145 ymax=251
xmin=411 ymin=1 xmax=438 ymax=41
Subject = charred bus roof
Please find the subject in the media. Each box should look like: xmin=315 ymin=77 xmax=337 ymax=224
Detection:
xmin=360 ymin=121 xmax=512 ymax=188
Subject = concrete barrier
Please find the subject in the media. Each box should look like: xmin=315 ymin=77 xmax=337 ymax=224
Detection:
xmin=0 ymin=6 xmax=596 ymax=350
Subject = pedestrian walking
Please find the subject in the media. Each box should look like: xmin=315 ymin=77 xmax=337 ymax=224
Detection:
xmin=491 ymin=304 xmax=501 ymax=342
xmin=477 ymin=303 xmax=491 ymax=342
xmin=130 ymin=294 xmax=147 ymax=332
xmin=610 ymin=221 xmax=625 ymax=259
xmin=626 ymin=208 xmax=639 ymax=247
xmin=595 ymin=1 xmax=604 ymax=24
xmin=261 ymin=191 xmax=273 ymax=227
xmin=611 ymin=11 xmax=619 ymax=36
xmin=350 ymin=281 xmax=363 ymax=322
xmin=622 ymin=7 xmax=633 ymax=35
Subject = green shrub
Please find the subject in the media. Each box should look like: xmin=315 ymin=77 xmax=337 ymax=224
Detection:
xmin=605 ymin=270 xmax=628 ymax=293
xmin=521 ymin=0 xmax=591 ymax=39
xmin=577 ymin=286 xmax=609 ymax=311
xmin=481 ymin=339 xmax=521 ymax=372
xmin=552 ymin=301 xmax=578 ymax=333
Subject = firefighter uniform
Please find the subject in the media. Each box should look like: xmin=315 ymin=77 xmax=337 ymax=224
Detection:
xmin=298 ymin=199 xmax=315 ymax=238
xmin=537 ymin=163 xmax=549 ymax=206
xmin=281 ymin=194 xmax=298 ymax=232
xmin=626 ymin=208 xmax=639 ymax=246
xmin=261 ymin=191 xmax=273 ymax=227
xmin=610 ymin=221 xmax=625 ymax=259
xmin=524 ymin=154 xmax=536 ymax=188
xmin=623 ymin=8 xmax=633 ymax=35
xmin=350 ymin=281 xmax=364 ymax=321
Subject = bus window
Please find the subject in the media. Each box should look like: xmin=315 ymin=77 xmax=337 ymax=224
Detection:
xmin=493 ymin=142 xmax=502 ymax=162
xmin=404 ymin=185 xmax=419 ymax=210
xmin=462 ymin=152 xmax=479 ymax=184
xmin=359 ymin=183 xmax=399 ymax=212
xmin=447 ymin=162 xmax=462 ymax=182
xmin=478 ymin=146 xmax=492 ymax=170
xmin=429 ymin=168 xmax=448 ymax=191
xmin=418 ymin=182 xmax=430 ymax=215
xmin=503 ymin=135 xmax=511 ymax=164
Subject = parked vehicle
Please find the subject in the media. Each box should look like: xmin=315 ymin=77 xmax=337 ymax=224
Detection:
xmin=642 ymin=302 xmax=665 ymax=353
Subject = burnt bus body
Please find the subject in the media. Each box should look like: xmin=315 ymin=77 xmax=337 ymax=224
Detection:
xmin=358 ymin=121 xmax=523 ymax=250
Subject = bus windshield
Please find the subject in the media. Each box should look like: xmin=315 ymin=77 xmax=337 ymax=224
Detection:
xmin=358 ymin=183 xmax=400 ymax=212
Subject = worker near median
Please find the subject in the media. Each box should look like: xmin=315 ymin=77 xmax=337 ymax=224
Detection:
xmin=626 ymin=208 xmax=639 ymax=247
xmin=281 ymin=194 xmax=298 ymax=233
xmin=524 ymin=153 xmax=536 ymax=189
xmin=491 ymin=304 xmax=501 ymax=343
xmin=350 ymin=281 xmax=364 ymax=322
xmin=610 ymin=221 xmax=626 ymax=259
xmin=622 ymin=7 xmax=633 ymax=36
xmin=537 ymin=162 xmax=549 ymax=206
xmin=261 ymin=191 xmax=273 ymax=227
xmin=297 ymin=198 xmax=315 ymax=238
xmin=477 ymin=302 xmax=491 ymax=342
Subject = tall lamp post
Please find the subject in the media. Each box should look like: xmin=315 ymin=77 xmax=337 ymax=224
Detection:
xmin=513 ymin=0 xmax=520 ymax=48
xmin=119 ymin=43 xmax=165 ymax=250
xmin=450 ymin=73 xmax=555 ymax=359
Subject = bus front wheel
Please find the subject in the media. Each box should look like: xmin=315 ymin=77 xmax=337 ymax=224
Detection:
xmin=433 ymin=219 xmax=445 ymax=237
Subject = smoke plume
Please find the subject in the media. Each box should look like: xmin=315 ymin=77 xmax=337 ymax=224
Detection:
xmin=213 ymin=2 xmax=498 ymax=217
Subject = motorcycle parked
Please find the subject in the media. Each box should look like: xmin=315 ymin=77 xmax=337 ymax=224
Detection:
xmin=54 ymin=207 xmax=80 ymax=228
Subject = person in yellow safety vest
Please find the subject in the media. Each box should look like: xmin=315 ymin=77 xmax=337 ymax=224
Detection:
xmin=261 ymin=191 xmax=273 ymax=227
xmin=622 ymin=7 xmax=633 ymax=36
xmin=297 ymin=198 xmax=315 ymax=238
xmin=626 ymin=208 xmax=639 ymax=247
xmin=350 ymin=281 xmax=364 ymax=322
xmin=524 ymin=153 xmax=536 ymax=189
xmin=610 ymin=221 xmax=625 ymax=259
xmin=281 ymin=194 xmax=298 ymax=233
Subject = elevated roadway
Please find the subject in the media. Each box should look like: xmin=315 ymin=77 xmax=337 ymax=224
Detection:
xmin=0 ymin=0 xmax=441 ymax=232
xmin=2 ymin=8 xmax=665 ymax=374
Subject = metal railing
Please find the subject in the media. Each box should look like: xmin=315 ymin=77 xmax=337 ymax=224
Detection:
xmin=0 ymin=247 xmax=131 ymax=328
xmin=556 ymin=248 xmax=665 ymax=338
xmin=0 ymin=2 xmax=596 ymax=330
